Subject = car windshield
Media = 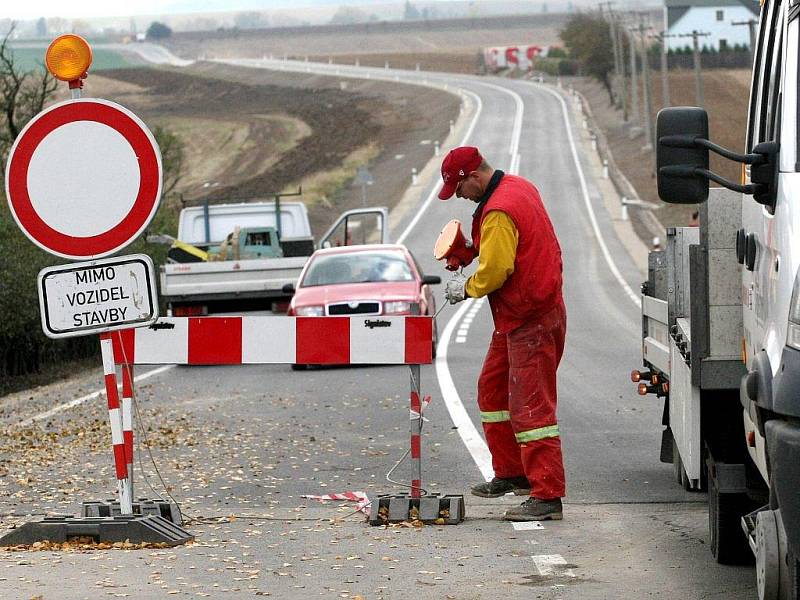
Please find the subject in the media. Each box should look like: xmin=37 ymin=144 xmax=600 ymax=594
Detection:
xmin=301 ymin=250 xmax=413 ymax=287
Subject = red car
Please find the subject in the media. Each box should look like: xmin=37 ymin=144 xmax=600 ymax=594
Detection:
xmin=284 ymin=244 xmax=441 ymax=364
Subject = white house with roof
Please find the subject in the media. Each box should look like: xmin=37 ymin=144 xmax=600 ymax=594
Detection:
xmin=664 ymin=0 xmax=759 ymax=52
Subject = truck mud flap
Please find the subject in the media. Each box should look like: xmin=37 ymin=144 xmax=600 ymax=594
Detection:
xmin=660 ymin=427 xmax=673 ymax=463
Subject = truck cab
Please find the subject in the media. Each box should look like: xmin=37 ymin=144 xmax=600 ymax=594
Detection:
xmin=638 ymin=0 xmax=800 ymax=597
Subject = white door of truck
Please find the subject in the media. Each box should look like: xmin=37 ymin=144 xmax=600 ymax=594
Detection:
xmin=318 ymin=208 xmax=390 ymax=248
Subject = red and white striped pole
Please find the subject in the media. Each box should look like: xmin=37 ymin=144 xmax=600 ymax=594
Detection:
xmin=120 ymin=362 xmax=134 ymax=502
xmin=99 ymin=333 xmax=133 ymax=514
xmin=409 ymin=364 xmax=422 ymax=498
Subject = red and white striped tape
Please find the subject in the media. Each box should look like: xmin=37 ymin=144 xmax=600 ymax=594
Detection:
xmin=301 ymin=491 xmax=370 ymax=514
xmin=111 ymin=316 xmax=433 ymax=366
xmin=410 ymin=395 xmax=432 ymax=421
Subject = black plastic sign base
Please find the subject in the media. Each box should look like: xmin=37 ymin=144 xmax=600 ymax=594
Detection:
xmin=0 ymin=515 xmax=193 ymax=547
xmin=367 ymin=493 xmax=465 ymax=526
xmin=81 ymin=498 xmax=183 ymax=525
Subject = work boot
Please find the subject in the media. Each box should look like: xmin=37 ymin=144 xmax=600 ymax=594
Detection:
xmin=502 ymin=497 xmax=563 ymax=521
xmin=470 ymin=476 xmax=531 ymax=498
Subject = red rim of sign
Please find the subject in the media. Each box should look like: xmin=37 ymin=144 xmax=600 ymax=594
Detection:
xmin=5 ymin=99 xmax=162 ymax=259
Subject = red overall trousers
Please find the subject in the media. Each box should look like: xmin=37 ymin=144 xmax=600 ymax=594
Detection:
xmin=477 ymin=300 xmax=567 ymax=499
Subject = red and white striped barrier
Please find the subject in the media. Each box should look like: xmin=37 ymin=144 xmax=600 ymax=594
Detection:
xmin=99 ymin=332 xmax=133 ymax=514
xmin=110 ymin=316 xmax=433 ymax=366
xmin=100 ymin=316 xmax=433 ymax=515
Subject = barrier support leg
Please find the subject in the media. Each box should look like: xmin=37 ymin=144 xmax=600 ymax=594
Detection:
xmin=410 ymin=364 xmax=422 ymax=499
xmin=99 ymin=333 xmax=133 ymax=515
xmin=367 ymin=363 xmax=465 ymax=525
xmin=121 ymin=362 xmax=134 ymax=503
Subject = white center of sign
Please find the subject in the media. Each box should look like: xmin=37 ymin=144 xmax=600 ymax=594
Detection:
xmin=26 ymin=121 xmax=140 ymax=238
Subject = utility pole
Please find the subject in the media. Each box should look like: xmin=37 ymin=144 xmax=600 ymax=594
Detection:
xmin=680 ymin=30 xmax=710 ymax=107
xmin=634 ymin=15 xmax=654 ymax=149
xmin=616 ymin=13 xmax=629 ymax=121
xmin=732 ymin=18 xmax=758 ymax=66
xmin=655 ymin=31 xmax=675 ymax=108
xmin=628 ymin=24 xmax=640 ymax=130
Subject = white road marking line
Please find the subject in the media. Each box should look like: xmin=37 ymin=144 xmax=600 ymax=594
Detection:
xmin=456 ymin=336 xmax=467 ymax=343
xmin=533 ymin=83 xmax=641 ymax=308
xmin=436 ymin=298 xmax=493 ymax=479
xmin=15 ymin=365 xmax=175 ymax=428
xmin=532 ymin=554 xmax=575 ymax=578
xmin=512 ymin=521 xmax=545 ymax=531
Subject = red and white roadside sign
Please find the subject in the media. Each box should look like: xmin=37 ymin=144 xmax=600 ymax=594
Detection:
xmin=5 ymin=98 xmax=162 ymax=260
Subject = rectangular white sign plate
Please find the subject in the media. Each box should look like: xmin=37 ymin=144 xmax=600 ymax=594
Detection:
xmin=37 ymin=254 xmax=159 ymax=339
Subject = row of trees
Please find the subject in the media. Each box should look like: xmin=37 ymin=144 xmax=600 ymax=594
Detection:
xmin=556 ymin=12 xmax=752 ymax=102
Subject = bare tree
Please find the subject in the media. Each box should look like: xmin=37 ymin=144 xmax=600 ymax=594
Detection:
xmin=0 ymin=26 xmax=57 ymax=165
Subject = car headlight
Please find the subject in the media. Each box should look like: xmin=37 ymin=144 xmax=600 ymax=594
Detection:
xmin=384 ymin=301 xmax=416 ymax=315
xmin=295 ymin=305 xmax=325 ymax=317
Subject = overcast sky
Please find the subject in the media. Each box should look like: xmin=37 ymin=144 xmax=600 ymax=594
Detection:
xmin=6 ymin=0 xmax=449 ymax=20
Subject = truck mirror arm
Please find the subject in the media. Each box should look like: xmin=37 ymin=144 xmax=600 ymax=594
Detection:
xmin=659 ymin=135 xmax=764 ymax=165
xmin=659 ymin=165 xmax=761 ymax=195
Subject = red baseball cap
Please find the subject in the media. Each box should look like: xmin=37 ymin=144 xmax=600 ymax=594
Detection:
xmin=438 ymin=146 xmax=483 ymax=200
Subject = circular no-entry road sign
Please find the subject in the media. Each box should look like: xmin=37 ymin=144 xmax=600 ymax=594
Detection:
xmin=5 ymin=98 xmax=162 ymax=260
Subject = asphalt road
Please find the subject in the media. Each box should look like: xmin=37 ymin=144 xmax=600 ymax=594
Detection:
xmin=0 ymin=55 xmax=757 ymax=599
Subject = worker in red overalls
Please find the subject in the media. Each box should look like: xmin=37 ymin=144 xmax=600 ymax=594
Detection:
xmin=438 ymin=146 xmax=567 ymax=521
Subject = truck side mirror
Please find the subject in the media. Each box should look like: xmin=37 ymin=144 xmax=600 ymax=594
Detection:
xmin=656 ymin=107 xmax=710 ymax=204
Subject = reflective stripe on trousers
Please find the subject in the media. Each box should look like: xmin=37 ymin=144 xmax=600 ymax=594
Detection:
xmin=481 ymin=410 xmax=511 ymax=423
xmin=515 ymin=424 xmax=560 ymax=443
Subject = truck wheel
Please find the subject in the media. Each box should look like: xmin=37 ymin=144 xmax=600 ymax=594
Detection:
xmin=708 ymin=475 xmax=753 ymax=565
xmin=291 ymin=364 xmax=308 ymax=371
xmin=756 ymin=510 xmax=780 ymax=600
xmin=786 ymin=554 xmax=800 ymax=600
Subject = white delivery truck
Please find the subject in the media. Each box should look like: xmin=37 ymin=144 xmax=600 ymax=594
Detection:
xmin=159 ymin=201 xmax=388 ymax=315
xmin=634 ymin=1 xmax=800 ymax=598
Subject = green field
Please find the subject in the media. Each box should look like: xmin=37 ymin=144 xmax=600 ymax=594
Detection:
xmin=8 ymin=47 xmax=140 ymax=72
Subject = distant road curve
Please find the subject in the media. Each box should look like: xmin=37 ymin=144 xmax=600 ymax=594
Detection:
xmin=99 ymin=42 xmax=194 ymax=67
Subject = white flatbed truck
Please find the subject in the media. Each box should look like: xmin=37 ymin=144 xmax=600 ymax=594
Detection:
xmin=159 ymin=202 xmax=388 ymax=315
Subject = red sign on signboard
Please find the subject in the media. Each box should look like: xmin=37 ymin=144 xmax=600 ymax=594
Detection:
xmin=5 ymin=98 xmax=162 ymax=260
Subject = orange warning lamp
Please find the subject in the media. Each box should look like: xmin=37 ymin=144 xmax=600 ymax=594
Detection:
xmin=434 ymin=219 xmax=476 ymax=272
xmin=45 ymin=34 xmax=92 ymax=85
